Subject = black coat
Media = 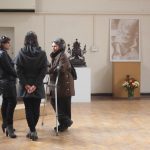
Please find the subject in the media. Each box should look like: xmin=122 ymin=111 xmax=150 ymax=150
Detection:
xmin=15 ymin=48 xmax=48 ymax=99
xmin=0 ymin=49 xmax=17 ymax=98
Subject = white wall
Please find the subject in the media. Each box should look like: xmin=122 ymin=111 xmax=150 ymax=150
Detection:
xmin=0 ymin=0 xmax=35 ymax=9
xmin=140 ymin=16 xmax=150 ymax=93
xmin=0 ymin=13 xmax=44 ymax=53
xmin=37 ymin=0 xmax=150 ymax=14
xmin=44 ymin=15 xmax=93 ymax=62
xmin=0 ymin=0 xmax=150 ymax=93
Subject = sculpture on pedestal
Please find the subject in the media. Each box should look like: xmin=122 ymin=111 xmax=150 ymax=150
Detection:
xmin=67 ymin=39 xmax=87 ymax=67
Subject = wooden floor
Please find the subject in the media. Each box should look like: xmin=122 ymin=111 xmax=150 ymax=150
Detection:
xmin=0 ymin=97 xmax=150 ymax=150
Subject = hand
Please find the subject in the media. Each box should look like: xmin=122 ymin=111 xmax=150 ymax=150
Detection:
xmin=25 ymin=84 xmax=37 ymax=94
xmin=25 ymin=84 xmax=32 ymax=94
xmin=29 ymin=85 xmax=37 ymax=93
xmin=25 ymin=84 xmax=31 ymax=91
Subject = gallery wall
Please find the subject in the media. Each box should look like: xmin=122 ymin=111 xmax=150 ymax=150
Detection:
xmin=0 ymin=0 xmax=150 ymax=93
xmin=0 ymin=0 xmax=35 ymax=10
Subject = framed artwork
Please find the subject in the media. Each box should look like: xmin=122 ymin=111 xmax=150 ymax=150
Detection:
xmin=110 ymin=18 xmax=140 ymax=62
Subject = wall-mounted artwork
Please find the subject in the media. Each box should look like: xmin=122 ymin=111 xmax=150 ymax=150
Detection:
xmin=110 ymin=19 xmax=140 ymax=62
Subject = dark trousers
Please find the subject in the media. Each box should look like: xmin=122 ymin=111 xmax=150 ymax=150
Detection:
xmin=23 ymin=97 xmax=41 ymax=132
xmin=51 ymin=96 xmax=72 ymax=126
xmin=1 ymin=96 xmax=17 ymax=126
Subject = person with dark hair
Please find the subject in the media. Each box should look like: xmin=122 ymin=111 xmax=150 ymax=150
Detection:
xmin=15 ymin=31 xmax=47 ymax=141
xmin=0 ymin=36 xmax=17 ymax=138
xmin=49 ymin=38 xmax=75 ymax=132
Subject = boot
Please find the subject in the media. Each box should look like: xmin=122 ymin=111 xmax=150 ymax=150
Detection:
xmin=2 ymin=122 xmax=15 ymax=133
xmin=26 ymin=131 xmax=31 ymax=138
xmin=30 ymin=131 xmax=38 ymax=141
xmin=55 ymin=120 xmax=73 ymax=132
xmin=6 ymin=125 xmax=17 ymax=138
xmin=1 ymin=123 xmax=6 ymax=133
xmin=54 ymin=125 xmax=68 ymax=132
xmin=66 ymin=120 xmax=73 ymax=127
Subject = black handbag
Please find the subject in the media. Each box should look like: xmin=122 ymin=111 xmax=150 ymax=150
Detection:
xmin=70 ymin=62 xmax=77 ymax=80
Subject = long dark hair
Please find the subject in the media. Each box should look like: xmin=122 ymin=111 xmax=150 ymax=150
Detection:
xmin=0 ymin=36 xmax=10 ymax=49
xmin=23 ymin=31 xmax=41 ymax=56
xmin=24 ymin=31 xmax=39 ymax=47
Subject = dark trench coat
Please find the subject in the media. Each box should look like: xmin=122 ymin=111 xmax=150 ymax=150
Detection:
xmin=0 ymin=49 xmax=17 ymax=98
xmin=15 ymin=49 xmax=48 ymax=99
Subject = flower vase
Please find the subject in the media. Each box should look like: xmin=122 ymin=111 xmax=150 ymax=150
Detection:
xmin=128 ymin=89 xmax=134 ymax=99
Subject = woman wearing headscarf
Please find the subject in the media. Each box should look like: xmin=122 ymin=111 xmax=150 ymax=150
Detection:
xmin=15 ymin=31 xmax=47 ymax=141
xmin=49 ymin=38 xmax=75 ymax=132
xmin=0 ymin=36 xmax=17 ymax=138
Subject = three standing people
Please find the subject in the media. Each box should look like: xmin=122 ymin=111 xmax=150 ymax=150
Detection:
xmin=15 ymin=31 xmax=47 ymax=141
xmin=0 ymin=32 xmax=74 ymax=141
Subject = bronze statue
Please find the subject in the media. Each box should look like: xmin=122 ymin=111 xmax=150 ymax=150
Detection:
xmin=68 ymin=39 xmax=86 ymax=67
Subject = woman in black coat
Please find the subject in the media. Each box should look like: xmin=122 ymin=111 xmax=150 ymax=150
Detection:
xmin=0 ymin=36 xmax=17 ymax=138
xmin=15 ymin=31 xmax=47 ymax=141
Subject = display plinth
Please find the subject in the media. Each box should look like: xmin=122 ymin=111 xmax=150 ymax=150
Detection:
xmin=72 ymin=67 xmax=91 ymax=102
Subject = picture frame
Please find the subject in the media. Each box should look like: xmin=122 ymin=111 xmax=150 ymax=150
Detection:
xmin=110 ymin=18 xmax=140 ymax=62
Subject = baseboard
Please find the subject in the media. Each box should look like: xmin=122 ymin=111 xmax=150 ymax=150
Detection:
xmin=140 ymin=93 xmax=150 ymax=96
xmin=92 ymin=93 xmax=150 ymax=97
xmin=91 ymin=93 xmax=113 ymax=96
xmin=0 ymin=9 xmax=35 ymax=12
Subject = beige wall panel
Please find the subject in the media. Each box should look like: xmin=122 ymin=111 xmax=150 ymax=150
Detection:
xmin=37 ymin=0 xmax=150 ymax=14
xmin=0 ymin=13 xmax=44 ymax=54
xmin=44 ymin=15 xmax=93 ymax=62
xmin=0 ymin=0 xmax=35 ymax=9
xmin=89 ymin=16 xmax=112 ymax=93
xmin=140 ymin=16 xmax=150 ymax=93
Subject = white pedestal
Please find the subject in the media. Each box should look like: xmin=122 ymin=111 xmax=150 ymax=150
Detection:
xmin=72 ymin=67 xmax=91 ymax=102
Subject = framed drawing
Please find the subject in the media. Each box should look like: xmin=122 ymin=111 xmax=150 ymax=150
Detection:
xmin=110 ymin=18 xmax=140 ymax=62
